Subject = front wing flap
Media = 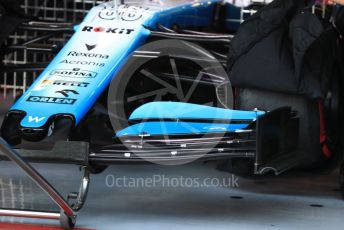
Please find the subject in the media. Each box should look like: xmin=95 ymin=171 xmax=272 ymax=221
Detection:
xmin=92 ymin=105 xmax=300 ymax=175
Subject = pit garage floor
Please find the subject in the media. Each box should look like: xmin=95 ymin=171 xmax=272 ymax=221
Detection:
xmin=0 ymin=162 xmax=343 ymax=230
xmin=0 ymin=97 xmax=344 ymax=230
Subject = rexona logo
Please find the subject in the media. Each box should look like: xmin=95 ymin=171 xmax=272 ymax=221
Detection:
xmin=40 ymin=80 xmax=90 ymax=88
xmin=68 ymin=51 xmax=109 ymax=59
xmin=82 ymin=26 xmax=135 ymax=35
xmin=50 ymin=68 xmax=98 ymax=78
xmin=27 ymin=96 xmax=76 ymax=105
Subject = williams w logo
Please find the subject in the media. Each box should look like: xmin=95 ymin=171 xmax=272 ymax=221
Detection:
xmin=28 ymin=116 xmax=46 ymax=123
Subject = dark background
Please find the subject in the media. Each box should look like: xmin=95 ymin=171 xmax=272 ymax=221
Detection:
xmin=0 ymin=96 xmax=13 ymax=124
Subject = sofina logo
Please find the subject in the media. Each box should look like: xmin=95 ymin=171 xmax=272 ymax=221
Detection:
xmin=50 ymin=68 xmax=98 ymax=78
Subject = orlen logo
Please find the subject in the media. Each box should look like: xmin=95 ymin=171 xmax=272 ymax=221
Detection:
xmin=82 ymin=26 xmax=135 ymax=35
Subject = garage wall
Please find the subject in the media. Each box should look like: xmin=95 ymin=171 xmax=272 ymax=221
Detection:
xmin=0 ymin=0 xmax=105 ymax=99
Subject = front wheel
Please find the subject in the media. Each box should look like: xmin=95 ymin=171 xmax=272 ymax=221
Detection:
xmin=108 ymin=40 xmax=232 ymax=137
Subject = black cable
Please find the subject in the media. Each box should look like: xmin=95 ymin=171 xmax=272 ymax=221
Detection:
xmin=210 ymin=51 xmax=228 ymax=60
xmin=21 ymin=33 xmax=57 ymax=46
xmin=18 ymin=24 xmax=74 ymax=33
xmin=150 ymin=31 xmax=231 ymax=43
xmin=157 ymin=23 xmax=176 ymax=33
xmin=158 ymin=23 xmax=233 ymax=38
xmin=179 ymin=29 xmax=233 ymax=38
xmin=18 ymin=21 xmax=74 ymax=32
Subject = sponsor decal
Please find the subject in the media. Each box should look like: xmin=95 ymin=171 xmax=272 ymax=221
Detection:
xmin=51 ymin=68 xmax=98 ymax=78
xmin=40 ymin=80 xmax=90 ymax=88
xmin=85 ymin=44 xmax=97 ymax=51
xmin=55 ymin=89 xmax=79 ymax=98
xmin=67 ymin=51 xmax=108 ymax=59
xmin=82 ymin=26 xmax=135 ymax=35
xmin=98 ymin=5 xmax=147 ymax=21
xmin=28 ymin=116 xmax=46 ymax=123
xmin=120 ymin=5 xmax=148 ymax=21
xmin=99 ymin=8 xmax=118 ymax=20
xmin=27 ymin=96 xmax=77 ymax=105
xmin=59 ymin=59 xmax=105 ymax=67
